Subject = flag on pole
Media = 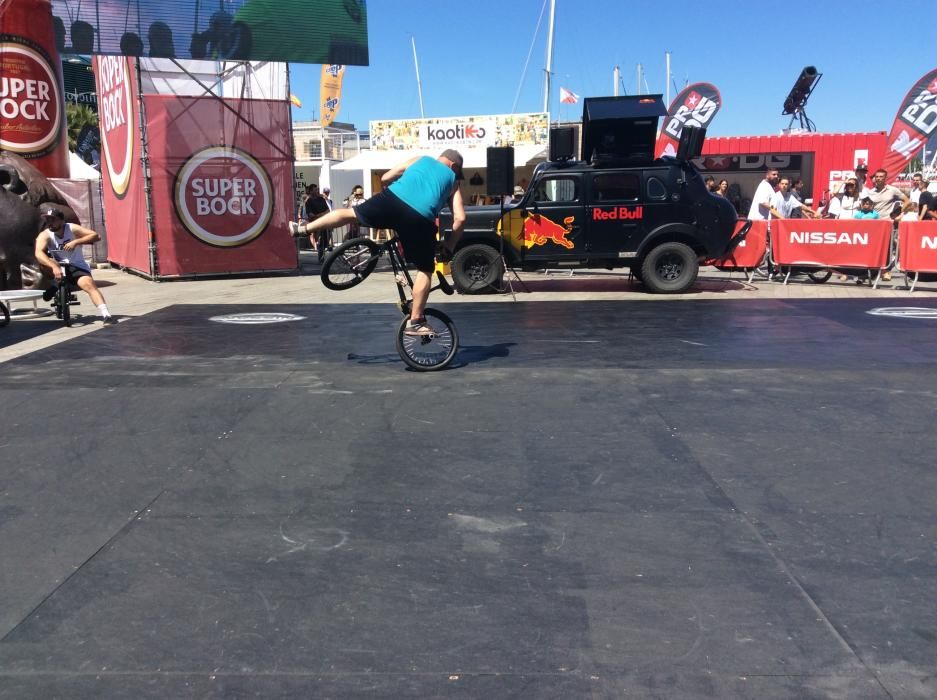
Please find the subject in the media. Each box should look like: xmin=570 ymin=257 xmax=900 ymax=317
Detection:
xmin=320 ymin=64 xmax=346 ymax=127
xmin=654 ymin=83 xmax=722 ymax=159
xmin=559 ymin=87 xmax=579 ymax=104
xmin=881 ymin=69 xmax=937 ymax=181
xmin=289 ymin=94 xmax=302 ymax=108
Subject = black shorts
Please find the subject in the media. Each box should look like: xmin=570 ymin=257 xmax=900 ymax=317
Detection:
xmin=354 ymin=190 xmax=436 ymax=272
xmin=62 ymin=267 xmax=91 ymax=285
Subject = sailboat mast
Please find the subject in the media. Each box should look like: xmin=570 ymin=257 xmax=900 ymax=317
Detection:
xmin=411 ymin=36 xmax=425 ymax=118
xmin=542 ymin=0 xmax=556 ymax=115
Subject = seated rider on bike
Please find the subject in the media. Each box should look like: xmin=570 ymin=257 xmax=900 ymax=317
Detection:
xmin=35 ymin=207 xmax=116 ymax=325
xmin=292 ymin=149 xmax=467 ymax=335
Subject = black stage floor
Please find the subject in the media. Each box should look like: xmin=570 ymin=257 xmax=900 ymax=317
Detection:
xmin=1 ymin=300 xmax=936 ymax=699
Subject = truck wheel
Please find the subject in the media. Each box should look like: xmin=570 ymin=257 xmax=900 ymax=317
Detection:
xmin=640 ymin=242 xmax=699 ymax=294
xmin=451 ymin=244 xmax=503 ymax=294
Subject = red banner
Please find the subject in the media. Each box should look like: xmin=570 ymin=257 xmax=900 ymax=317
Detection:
xmin=881 ymin=69 xmax=937 ymax=181
xmin=708 ymin=220 xmax=766 ymax=268
xmin=899 ymin=220 xmax=937 ymax=273
xmin=655 ymin=83 xmax=722 ymax=159
xmin=771 ymin=219 xmax=892 ymax=269
xmin=143 ymin=95 xmax=296 ymax=276
xmin=0 ymin=0 xmax=69 ymax=177
xmin=93 ymin=56 xmax=151 ymax=272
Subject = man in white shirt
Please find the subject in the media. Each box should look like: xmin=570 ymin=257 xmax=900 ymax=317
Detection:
xmin=747 ymin=168 xmax=779 ymax=220
xmin=910 ymin=172 xmax=925 ymax=205
xmin=771 ymin=177 xmax=818 ymax=218
xmin=826 ymin=178 xmax=860 ymax=219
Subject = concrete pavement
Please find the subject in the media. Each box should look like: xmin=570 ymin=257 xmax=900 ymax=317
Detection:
xmin=1 ymin=252 xmax=933 ymax=364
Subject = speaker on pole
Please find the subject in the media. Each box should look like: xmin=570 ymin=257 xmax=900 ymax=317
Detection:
xmin=486 ymin=146 xmax=514 ymax=196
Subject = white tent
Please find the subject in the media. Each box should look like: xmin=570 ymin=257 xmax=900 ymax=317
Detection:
xmin=332 ymin=145 xmax=546 ymax=202
xmin=69 ymin=152 xmax=101 ymax=179
xmin=333 ymin=145 xmax=546 ymax=174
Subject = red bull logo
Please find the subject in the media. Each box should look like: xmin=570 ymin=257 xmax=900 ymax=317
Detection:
xmin=522 ymin=213 xmax=575 ymax=249
xmin=592 ymin=206 xmax=643 ymax=221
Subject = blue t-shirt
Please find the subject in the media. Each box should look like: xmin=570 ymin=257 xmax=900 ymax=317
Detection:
xmin=388 ymin=156 xmax=455 ymax=220
xmin=854 ymin=210 xmax=880 ymax=219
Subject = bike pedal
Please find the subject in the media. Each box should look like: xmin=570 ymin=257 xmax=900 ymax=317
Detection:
xmin=68 ymin=301 xmax=81 ymax=306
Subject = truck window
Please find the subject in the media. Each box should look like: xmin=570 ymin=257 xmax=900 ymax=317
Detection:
xmin=592 ymin=173 xmax=639 ymax=202
xmin=646 ymin=176 xmax=667 ymax=201
xmin=534 ymin=177 xmax=578 ymax=203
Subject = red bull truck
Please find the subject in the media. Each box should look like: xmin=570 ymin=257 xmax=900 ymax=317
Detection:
xmin=439 ymin=95 xmax=746 ymax=294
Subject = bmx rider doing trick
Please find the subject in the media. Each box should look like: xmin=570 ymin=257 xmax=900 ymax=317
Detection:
xmin=292 ymin=149 xmax=466 ymax=335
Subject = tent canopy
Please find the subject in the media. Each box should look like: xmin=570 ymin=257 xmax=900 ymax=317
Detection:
xmin=69 ymin=152 xmax=100 ymax=179
xmin=333 ymin=145 xmax=546 ymax=172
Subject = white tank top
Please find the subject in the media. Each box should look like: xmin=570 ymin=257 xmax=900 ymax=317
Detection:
xmin=47 ymin=224 xmax=91 ymax=273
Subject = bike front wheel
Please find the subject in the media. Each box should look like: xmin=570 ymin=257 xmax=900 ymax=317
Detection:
xmin=321 ymin=237 xmax=381 ymax=290
xmin=395 ymin=307 xmax=459 ymax=371
xmin=57 ymin=283 xmax=71 ymax=327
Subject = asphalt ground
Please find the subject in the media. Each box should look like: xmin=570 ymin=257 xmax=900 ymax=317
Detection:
xmin=1 ymin=260 xmax=936 ymax=698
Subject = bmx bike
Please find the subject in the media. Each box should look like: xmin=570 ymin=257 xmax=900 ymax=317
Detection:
xmin=320 ymin=234 xmax=459 ymax=371
xmin=48 ymin=256 xmax=80 ymax=327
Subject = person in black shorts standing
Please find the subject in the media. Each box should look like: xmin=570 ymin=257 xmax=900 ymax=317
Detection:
xmin=301 ymin=184 xmax=331 ymax=261
xmin=292 ymin=149 xmax=466 ymax=335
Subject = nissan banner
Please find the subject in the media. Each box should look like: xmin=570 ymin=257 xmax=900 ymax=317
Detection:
xmin=898 ymin=221 xmax=937 ymax=273
xmin=771 ymin=219 xmax=892 ymax=269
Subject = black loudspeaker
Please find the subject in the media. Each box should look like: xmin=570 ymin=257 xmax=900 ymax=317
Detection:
xmin=486 ymin=147 xmax=514 ymax=196
xmin=550 ymin=127 xmax=575 ymax=160
xmin=676 ymin=125 xmax=707 ymax=161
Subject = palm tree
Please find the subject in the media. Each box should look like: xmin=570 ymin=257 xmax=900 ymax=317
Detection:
xmin=65 ymin=103 xmax=98 ymax=151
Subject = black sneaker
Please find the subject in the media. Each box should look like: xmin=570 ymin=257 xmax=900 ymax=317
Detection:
xmin=101 ymin=315 xmax=117 ymax=326
xmin=42 ymin=285 xmax=57 ymax=302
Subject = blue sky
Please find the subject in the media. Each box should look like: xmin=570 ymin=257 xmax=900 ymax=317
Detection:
xmin=288 ymin=0 xmax=935 ymax=137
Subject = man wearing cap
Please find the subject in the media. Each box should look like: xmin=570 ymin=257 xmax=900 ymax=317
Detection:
xmin=854 ymin=163 xmax=869 ymax=191
xmin=34 ymin=207 xmax=116 ymax=325
xmin=292 ymin=150 xmax=466 ymax=336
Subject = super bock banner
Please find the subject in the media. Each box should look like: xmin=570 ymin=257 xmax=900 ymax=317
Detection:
xmin=881 ymin=69 xmax=937 ymax=181
xmin=655 ymin=83 xmax=722 ymax=159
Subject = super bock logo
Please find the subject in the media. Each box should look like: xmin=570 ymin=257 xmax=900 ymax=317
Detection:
xmin=0 ymin=36 xmax=62 ymax=157
xmin=174 ymin=146 xmax=274 ymax=248
xmin=97 ymin=56 xmax=135 ymax=197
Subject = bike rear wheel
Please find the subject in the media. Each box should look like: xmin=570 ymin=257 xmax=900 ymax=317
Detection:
xmin=395 ymin=307 xmax=459 ymax=371
xmin=321 ymin=237 xmax=381 ymax=290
